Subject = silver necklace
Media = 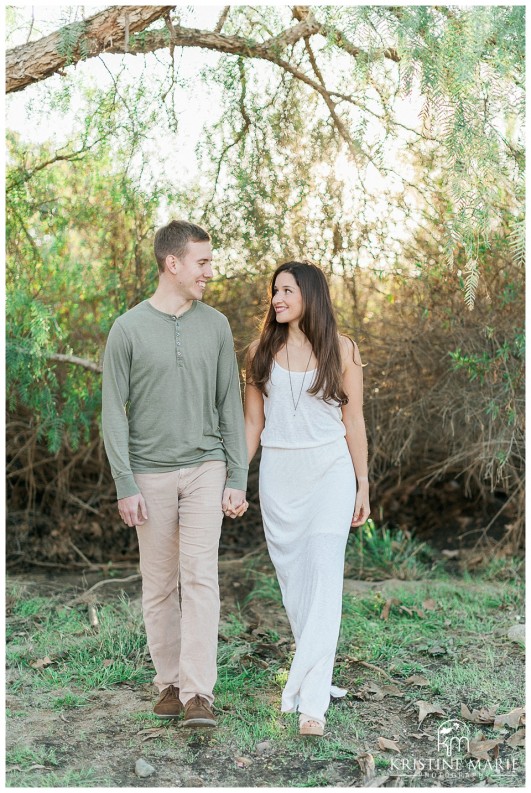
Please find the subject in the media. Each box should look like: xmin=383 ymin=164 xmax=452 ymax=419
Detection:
xmin=285 ymin=345 xmax=314 ymax=417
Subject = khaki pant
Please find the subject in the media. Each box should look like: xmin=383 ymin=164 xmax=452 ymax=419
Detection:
xmin=133 ymin=461 xmax=226 ymax=706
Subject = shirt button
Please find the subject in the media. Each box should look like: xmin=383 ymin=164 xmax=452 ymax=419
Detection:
xmin=171 ymin=315 xmax=176 ymax=320
xmin=177 ymin=342 xmax=181 ymax=346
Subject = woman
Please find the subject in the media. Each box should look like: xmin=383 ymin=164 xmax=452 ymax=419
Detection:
xmin=244 ymin=260 xmax=370 ymax=737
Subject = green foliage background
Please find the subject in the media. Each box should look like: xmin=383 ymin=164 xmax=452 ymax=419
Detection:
xmin=5 ymin=5 xmax=525 ymax=560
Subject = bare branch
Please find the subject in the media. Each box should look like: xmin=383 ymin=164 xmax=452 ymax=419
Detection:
xmin=214 ymin=6 xmax=231 ymax=34
xmin=7 ymin=137 xmax=106 ymax=190
xmin=303 ymin=37 xmax=364 ymax=161
xmin=46 ymin=353 xmax=103 ymax=374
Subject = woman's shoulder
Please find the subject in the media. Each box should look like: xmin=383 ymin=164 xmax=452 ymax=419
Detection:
xmin=339 ymin=334 xmax=361 ymax=365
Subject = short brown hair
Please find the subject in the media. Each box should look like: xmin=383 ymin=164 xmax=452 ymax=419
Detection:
xmin=154 ymin=220 xmax=210 ymax=273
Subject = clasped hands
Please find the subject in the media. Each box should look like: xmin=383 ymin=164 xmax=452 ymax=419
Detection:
xmin=118 ymin=488 xmax=248 ymax=527
xmin=222 ymin=488 xmax=248 ymax=519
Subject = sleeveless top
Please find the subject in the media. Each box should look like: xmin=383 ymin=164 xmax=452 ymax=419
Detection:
xmin=260 ymin=361 xmax=346 ymax=449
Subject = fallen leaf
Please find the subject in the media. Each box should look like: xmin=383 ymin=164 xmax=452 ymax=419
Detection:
xmin=422 ymin=598 xmax=437 ymax=610
xmin=137 ymin=727 xmax=165 ymax=741
xmin=354 ymin=681 xmax=403 ymax=701
xmin=405 ymin=674 xmax=430 ymax=687
xmin=505 ymin=728 xmax=525 ymax=748
xmin=366 ymin=776 xmax=391 ymax=788
xmin=441 ymin=549 xmax=459 ymax=558
xmin=380 ymin=598 xmax=400 ymax=620
xmin=103 ymin=659 xmax=113 ymax=667
xmin=356 ymin=751 xmax=375 ymax=780
xmin=30 ymin=656 xmax=53 ymax=669
xmin=27 ymin=764 xmax=48 ymax=771
xmin=241 ymin=654 xmax=269 ymax=669
xmin=493 ymin=707 xmax=525 ymax=730
xmin=234 ymin=756 xmax=252 ymax=768
xmin=377 ymin=736 xmax=401 ymax=753
xmin=467 ymin=737 xmax=504 ymax=761
xmin=185 ymin=775 xmax=205 ymax=787
xmin=411 ymin=732 xmax=436 ymax=741
xmin=417 ymin=700 xmax=446 ymax=726
xmin=461 ymin=703 xmax=497 ymax=725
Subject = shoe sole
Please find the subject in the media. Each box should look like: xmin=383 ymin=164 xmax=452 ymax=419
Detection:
xmin=154 ymin=713 xmax=183 ymax=719
xmin=181 ymin=718 xmax=217 ymax=727
xmin=299 ymin=721 xmax=324 ymax=736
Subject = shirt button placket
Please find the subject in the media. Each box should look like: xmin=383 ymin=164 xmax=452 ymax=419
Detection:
xmin=175 ymin=320 xmax=183 ymax=366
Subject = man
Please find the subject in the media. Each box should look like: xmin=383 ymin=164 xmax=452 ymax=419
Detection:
xmin=102 ymin=220 xmax=248 ymax=727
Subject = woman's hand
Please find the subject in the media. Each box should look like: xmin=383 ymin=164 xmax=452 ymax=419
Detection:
xmin=222 ymin=488 xmax=249 ymax=519
xmin=351 ymin=483 xmax=370 ymax=528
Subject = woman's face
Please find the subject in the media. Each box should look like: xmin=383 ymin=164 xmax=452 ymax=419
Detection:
xmin=271 ymin=271 xmax=303 ymax=325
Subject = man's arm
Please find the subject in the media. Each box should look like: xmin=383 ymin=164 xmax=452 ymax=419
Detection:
xmin=216 ymin=321 xmax=249 ymax=508
xmin=102 ymin=322 xmax=146 ymax=525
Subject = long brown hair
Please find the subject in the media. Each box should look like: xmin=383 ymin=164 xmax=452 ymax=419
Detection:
xmin=249 ymin=261 xmax=348 ymax=404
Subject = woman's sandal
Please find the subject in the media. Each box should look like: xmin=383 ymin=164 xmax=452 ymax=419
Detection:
xmin=299 ymin=714 xmax=325 ymax=737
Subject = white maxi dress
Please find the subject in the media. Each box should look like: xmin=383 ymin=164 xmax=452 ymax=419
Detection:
xmin=259 ymin=361 xmax=356 ymax=722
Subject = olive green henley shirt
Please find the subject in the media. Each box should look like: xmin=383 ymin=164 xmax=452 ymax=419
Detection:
xmin=102 ymin=299 xmax=248 ymax=500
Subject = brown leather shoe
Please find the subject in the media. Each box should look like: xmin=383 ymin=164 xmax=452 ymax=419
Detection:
xmin=153 ymin=685 xmax=183 ymax=719
xmin=181 ymin=695 xmax=217 ymax=727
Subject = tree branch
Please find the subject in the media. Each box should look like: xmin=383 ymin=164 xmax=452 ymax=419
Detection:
xmin=292 ymin=6 xmax=400 ymax=62
xmin=46 ymin=353 xmax=103 ymax=373
xmin=214 ymin=6 xmax=231 ymax=34
xmin=6 ymin=5 xmax=174 ymax=93
xmin=303 ymin=37 xmax=364 ymax=161
xmin=7 ymin=137 xmax=107 ymax=190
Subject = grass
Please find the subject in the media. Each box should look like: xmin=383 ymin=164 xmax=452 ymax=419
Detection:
xmin=51 ymin=693 xmax=90 ymax=710
xmin=344 ymin=519 xmax=439 ymax=580
xmin=5 ymin=532 xmax=525 ymax=788
xmin=6 ymin=769 xmax=108 ymax=787
xmin=6 ymin=594 xmax=152 ymax=694
xmin=6 ymin=745 xmax=60 ymax=768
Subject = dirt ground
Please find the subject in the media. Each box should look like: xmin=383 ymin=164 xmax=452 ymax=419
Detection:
xmin=5 ymin=560 xmax=526 ymax=789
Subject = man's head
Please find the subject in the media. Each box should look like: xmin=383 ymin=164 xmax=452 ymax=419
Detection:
xmin=154 ymin=220 xmax=211 ymax=274
xmin=154 ymin=220 xmax=214 ymax=302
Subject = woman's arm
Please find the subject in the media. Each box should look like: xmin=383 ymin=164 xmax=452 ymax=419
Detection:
xmin=244 ymin=341 xmax=266 ymax=464
xmin=340 ymin=336 xmax=370 ymax=527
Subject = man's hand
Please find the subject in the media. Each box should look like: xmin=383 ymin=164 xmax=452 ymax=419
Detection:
xmin=118 ymin=493 xmax=148 ymax=527
xmin=222 ymin=488 xmax=248 ymax=519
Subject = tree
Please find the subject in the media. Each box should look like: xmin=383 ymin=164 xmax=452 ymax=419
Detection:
xmin=6 ymin=5 xmax=525 ymax=304
xmin=5 ymin=5 xmax=525 ymax=559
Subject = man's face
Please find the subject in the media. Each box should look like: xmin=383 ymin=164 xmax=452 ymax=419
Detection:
xmin=172 ymin=240 xmax=213 ymax=301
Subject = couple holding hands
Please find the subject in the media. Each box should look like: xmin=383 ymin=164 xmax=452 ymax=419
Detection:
xmin=102 ymin=219 xmax=370 ymax=736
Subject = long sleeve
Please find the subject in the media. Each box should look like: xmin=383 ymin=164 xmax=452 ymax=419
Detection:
xmin=216 ymin=323 xmax=249 ymax=491
xmin=101 ymin=321 xmax=140 ymax=500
